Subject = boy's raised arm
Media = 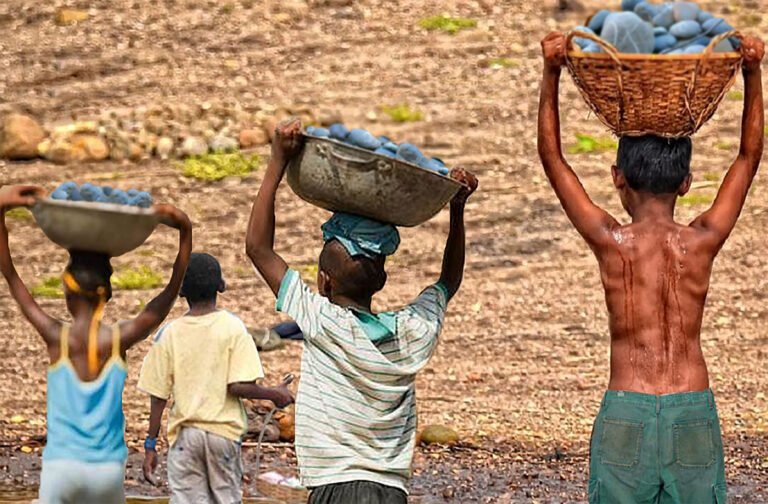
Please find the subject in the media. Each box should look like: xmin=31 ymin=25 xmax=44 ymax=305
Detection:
xmin=438 ymin=169 xmax=478 ymax=300
xmin=245 ymin=119 xmax=304 ymax=296
xmin=120 ymin=205 xmax=192 ymax=349
xmin=538 ymin=33 xmax=619 ymax=247
xmin=0 ymin=185 xmax=59 ymax=342
xmin=691 ymin=36 xmax=765 ymax=247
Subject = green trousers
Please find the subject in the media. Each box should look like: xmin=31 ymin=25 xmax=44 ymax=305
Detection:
xmin=589 ymin=389 xmax=727 ymax=504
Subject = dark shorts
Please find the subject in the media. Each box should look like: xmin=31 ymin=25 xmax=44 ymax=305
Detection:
xmin=589 ymin=389 xmax=727 ymax=504
xmin=308 ymin=480 xmax=407 ymax=504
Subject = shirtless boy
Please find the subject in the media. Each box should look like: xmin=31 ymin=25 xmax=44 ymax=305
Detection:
xmin=538 ymin=33 xmax=764 ymax=503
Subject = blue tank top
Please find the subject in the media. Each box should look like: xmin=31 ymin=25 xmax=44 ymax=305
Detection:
xmin=43 ymin=324 xmax=128 ymax=463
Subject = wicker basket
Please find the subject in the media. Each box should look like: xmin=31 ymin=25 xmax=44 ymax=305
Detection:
xmin=254 ymin=480 xmax=309 ymax=503
xmin=565 ymin=30 xmax=743 ymax=138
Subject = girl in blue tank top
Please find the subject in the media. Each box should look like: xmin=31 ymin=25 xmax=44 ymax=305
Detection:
xmin=0 ymin=185 xmax=192 ymax=504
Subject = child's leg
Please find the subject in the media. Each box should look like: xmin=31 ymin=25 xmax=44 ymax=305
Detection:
xmin=201 ymin=431 xmax=243 ymax=503
xmin=168 ymin=427 xmax=213 ymax=504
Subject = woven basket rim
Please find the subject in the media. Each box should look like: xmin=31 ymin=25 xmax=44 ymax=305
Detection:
xmin=567 ymin=50 xmax=742 ymax=61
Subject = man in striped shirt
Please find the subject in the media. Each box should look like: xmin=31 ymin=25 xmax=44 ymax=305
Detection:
xmin=245 ymin=119 xmax=478 ymax=503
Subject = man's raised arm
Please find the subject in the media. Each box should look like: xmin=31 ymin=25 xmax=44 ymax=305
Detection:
xmin=245 ymin=119 xmax=303 ymax=295
xmin=538 ymin=32 xmax=619 ymax=247
xmin=691 ymin=36 xmax=765 ymax=248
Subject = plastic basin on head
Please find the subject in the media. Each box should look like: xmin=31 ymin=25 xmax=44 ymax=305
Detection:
xmin=287 ymin=135 xmax=462 ymax=227
xmin=32 ymin=199 xmax=161 ymax=257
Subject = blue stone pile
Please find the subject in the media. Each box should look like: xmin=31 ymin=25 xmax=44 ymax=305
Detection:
xmin=50 ymin=181 xmax=153 ymax=208
xmin=573 ymin=1 xmax=738 ymax=55
xmin=305 ymin=124 xmax=450 ymax=176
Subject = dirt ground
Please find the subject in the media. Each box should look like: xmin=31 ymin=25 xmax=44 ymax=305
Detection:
xmin=1 ymin=0 xmax=767 ymax=502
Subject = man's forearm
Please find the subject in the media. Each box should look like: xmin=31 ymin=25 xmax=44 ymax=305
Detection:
xmin=738 ymin=67 xmax=764 ymax=164
xmin=147 ymin=396 xmax=167 ymax=440
xmin=438 ymin=202 xmax=466 ymax=299
xmin=537 ymin=66 xmax=565 ymax=169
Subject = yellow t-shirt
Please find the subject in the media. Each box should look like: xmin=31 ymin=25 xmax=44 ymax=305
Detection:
xmin=138 ymin=310 xmax=264 ymax=445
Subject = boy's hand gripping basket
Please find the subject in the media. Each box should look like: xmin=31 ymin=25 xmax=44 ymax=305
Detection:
xmin=565 ymin=30 xmax=743 ymax=138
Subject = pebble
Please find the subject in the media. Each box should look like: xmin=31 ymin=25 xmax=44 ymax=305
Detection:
xmin=654 ymin=34 xmax=678 ymax=53
xmin=634 ymin=1 xmax=659 ymax=22
xmin=54 ymin=8 xmax=89 ymax=26
xmin=702 ymin=18 xmax=733 ymax=36
xmin=621 ymin=0 xmax=642 ymax=11
xmin=652 ymin=6 xmax=675 ymax=28
xmin=0 ymin=113 xmax=45 ymax=160
xmin=209 ymin=135 xmax=239 ymax=152
xmin=419 ymin=425 xmax=459 ymax=446
xmin=238 ymin=128 xmax=269 ymax=148
xmin=346 ymin=128 xmax=381 ymax=150
xmin=156 ymin=136 xmax=174 ymax=160
xmin=329 ymin=123 xmax=350 ymax=141
xmin=673 ymin=2 xmax=700 ymax=22
xmin=588 ymin=9 xmax=610 ymax=32
xmin=180 ymin=136 xmax=209 ymax=157
xmin=670 ymin=20 xmax=702 ymax=39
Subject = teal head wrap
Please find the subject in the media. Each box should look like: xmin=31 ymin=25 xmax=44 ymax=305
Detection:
xmin=321 ymin=213 xmax=400 ymax=259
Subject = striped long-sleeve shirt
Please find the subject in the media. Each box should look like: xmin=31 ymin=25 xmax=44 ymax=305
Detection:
xmin=276 ymin=269 xmax=448 ymax=493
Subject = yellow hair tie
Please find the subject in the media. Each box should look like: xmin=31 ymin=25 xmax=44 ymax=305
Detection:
xmin=61 ymin=272 xmax=108 ymax=378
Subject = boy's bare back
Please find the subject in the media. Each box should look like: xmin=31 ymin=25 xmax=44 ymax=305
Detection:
xmin=597 ymin=220 xmax=717 ymax=394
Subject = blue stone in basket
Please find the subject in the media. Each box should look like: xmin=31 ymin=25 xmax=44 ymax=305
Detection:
xmin=601 ymin=12 xmax=655 ymax=54
xmin=653 ymin=26 xmax=668 ymax=35
xmin=702 ymin=18 xmax=732 ymax=36
xmin=621 ymin=0 xmax=642 ymax=12
xmin=378 ymin=135 xmax=392 ymax=144
xmin=670 ymin=20 xmax=702 ymax=39
xmin=130 ymin=192 xmax=152 ymax=208
xmin=583 ymin=43 xmax=602 ymax=53
xmin=382 ymin=142 xmax=398 ymax=153
xmin=101 ymin=186 xmax=113 ymax=196
xmin=652 ymin=5 xmax=675 ymax=28
xmin=51 ymin=189 xmax=68 ymax=200
xmin=346 ymin=129 xmax=382 ymax=151
xmin=108 ymin=190 xmax=130 ymax=205
xmin=310 ymin=127 xmax=330 ymax=138
xmin=374 ymin=147 xmax=396 ymax=158
xmin=690 ymin=35 xmax=712 ymax=47
xmin=127 ymin=189 xmax=139 ymax=197
xmin=329 ymin=123 xmax=350 ymax=141
xmin=79 ymin=183 xmax=103 ymax=202
xmin=572 ymin=26 xmax=595 ymax=49
xmin=698 ymin=11 xmax=714 ymax=23
xmin=683 ymin=44 xmax=706 ymax=54
xmin=69 ymin=188 xmax=83 ymax=201
xmin=654 ymin=34 xmax=678 ymax=52
xmin=58 ymin=181 xmax=78 ymax=195
xmin=634 ymin=1 xmax=659 ymax=22
xmin=396 ymin=143 xmax=424 ymax=165
xmin=673 ymin=2 xmax=700 ymax=22
xmin=588 ymin=9 xmax=611 ymax=32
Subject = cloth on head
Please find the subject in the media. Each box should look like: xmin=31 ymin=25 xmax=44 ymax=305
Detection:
xmin=321 ymin=212 xmax=400 ymax=259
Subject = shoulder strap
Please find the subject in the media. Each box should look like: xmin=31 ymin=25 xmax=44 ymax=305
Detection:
xmin=111 ymin=324 xmax=122 ymax=359
xmin=60 ymin=324 xmax=70 ymax=359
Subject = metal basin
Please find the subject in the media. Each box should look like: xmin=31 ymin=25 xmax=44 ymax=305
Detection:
xmin=32 ymin=199 xmax=161 ymax=257
xmin=286 ymin=135 xmax=462 ymax=227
